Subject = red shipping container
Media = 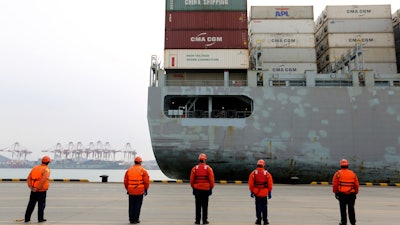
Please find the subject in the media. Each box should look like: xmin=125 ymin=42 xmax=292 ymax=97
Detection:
xmin=165 ymin=30 xmax=248 ymax=49
xmin=165 ymin=11 xmax=247 ymax=30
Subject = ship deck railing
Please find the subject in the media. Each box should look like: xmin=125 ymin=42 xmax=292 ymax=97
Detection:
xmin=154 ymin=70 xmax=400 ymax=88
xmin=165 ymin=80 xmax=248 ymax=87
xmin=165 ymin=109 xmax=252 ymax=119
xmin=164 ymin=78 xmax=357 ymax=87
xmin=162 ymin=78 xmax=400 ymax=87
xmin=314 ymin=79 xmax=354 ymax=87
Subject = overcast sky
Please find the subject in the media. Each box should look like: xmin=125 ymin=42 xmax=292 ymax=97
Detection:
xmin=1 ymin=0 xmax=399 ymax=161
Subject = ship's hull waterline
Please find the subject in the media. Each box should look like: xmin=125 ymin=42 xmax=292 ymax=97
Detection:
xmin=148 ymin=85 xmax=400 ymax=183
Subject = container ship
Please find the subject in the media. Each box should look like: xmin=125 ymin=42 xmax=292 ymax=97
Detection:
xmin=147 ymin=1 xmax=400 ymax=183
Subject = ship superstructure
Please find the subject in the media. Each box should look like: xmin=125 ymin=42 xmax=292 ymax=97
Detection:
xmin=148 ymin=1 xmax=400 ymax=183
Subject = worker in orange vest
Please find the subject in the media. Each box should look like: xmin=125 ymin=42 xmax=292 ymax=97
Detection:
xmin=24 ymin=156 xmax=51 ymax=223
xmin=190 ymin=153 xmax=215 ymax=224
xmin=332 ymin=159 xmax=359 ymax=225
xmin=248 ymin=159 xmax=273 ymax=225
xmin=124 ymin=156 xmax=150 ymax=224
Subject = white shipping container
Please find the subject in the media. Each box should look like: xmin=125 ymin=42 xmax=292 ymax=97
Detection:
xmin=250 ymin=33 xmax=315 ymax=48
xmin=320 ymin=62 xmax=398 ymax=74
xmin=315 ymin=19 xmax=393 ymax=43
xmin=164 ymin=49 xmax=249 ymax=69
xmin=258 ymin=48 xmax=316 ymax=63
xmin=316 ymin=33 xmax=395 ymax=48
xmin=325 ymin=47 xmax=396 ymax=62
xmin=249 ymin=19 xmax=315 ymax=34
xmin=315 ymin=5 xmax=391 ymax=30
xmin=250 ymin=6 xmax=313 ymax=19
xmin=262 ymin=63 xmax=317 ymax=74
xmin=351 ymin=62 xmax=398 ymax=74
xmin=317 ymin=47 xmax=396 ymax=69
xmin=316 ymin=33 xmax=395 ymax=55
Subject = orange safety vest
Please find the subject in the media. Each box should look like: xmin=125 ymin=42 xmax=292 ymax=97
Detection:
xmin=336 ymin=170 xmax=357 ymax=194
xmin=28 ymin=164 xmax=50 ymax=191
xmin=194 ymin=165 xmax=209 ymax=184
xmin=190 ymin=163 xmax=214 ymax=190
xmin=249 ymin=168 xmax=273 ymax=197
xmin=126 ymin=166 xmax=147 ymax=195
xmin=254 ymin=170 xmax=269 ymax=188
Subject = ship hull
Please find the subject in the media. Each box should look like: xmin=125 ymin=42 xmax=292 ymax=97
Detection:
xmin=148 ymin=86 xmax=400 ymax=183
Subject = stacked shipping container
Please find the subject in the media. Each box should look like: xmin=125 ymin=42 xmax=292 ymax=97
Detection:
xmin=162 ymin=2 xmax=399 ymax=76
xmin=315 ymin=5 xmax=397 ymax=74
xmin=164 ymin=0 xmax=249 ymax=71
xmin=249 ymin=6 xmax=317 ymax=74
xmin=394 ymin=9 xmax=400 ymax=73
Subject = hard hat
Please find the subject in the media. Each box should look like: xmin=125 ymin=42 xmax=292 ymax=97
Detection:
xmin=42 ymin=156 xmax=51 ymax=163
xmin=134 ymin=156 xmax=142 ymax=163
xmin=340 ymin=159 xmax=349 ymax=167
xmin=257 ymin=159 xmax=265 ymax=167
xmin=198 ymin=153 xmax=207 ymax=161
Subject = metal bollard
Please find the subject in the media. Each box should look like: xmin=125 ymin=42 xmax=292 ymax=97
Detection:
xmin=99 ymin=175 xmax=109 ymax=183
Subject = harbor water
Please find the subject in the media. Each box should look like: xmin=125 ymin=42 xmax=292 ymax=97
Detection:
xmin=0 ymin=168 xmax=171 ymax=182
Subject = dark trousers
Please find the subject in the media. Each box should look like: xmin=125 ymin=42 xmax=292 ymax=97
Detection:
xmin=128 ymin=194 xmax=143 ymax=222
xmin=25 ymin=191 xmax=46 ymax=221
xmin=338 ymin=193 xmax=356 ymax=225
xmin=194 ymin=190 xmax=210 ymax=223
xmin=255 ymin=196 xmax=268 ymax=223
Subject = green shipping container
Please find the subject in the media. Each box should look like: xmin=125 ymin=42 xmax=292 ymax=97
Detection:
xmin=166 ymin=0 xmax=247 ymax=11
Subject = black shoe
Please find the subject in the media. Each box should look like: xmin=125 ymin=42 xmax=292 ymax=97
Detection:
xmin=24 ymin=220 xmax=30 ymax=223
xmin=264 ymin=221 xmax=269 ymax=225
xmin=194 ymin=221 xmax=200 ymax=224
xmin=38 ymin=219 xmax=47 ymax=223
xmin=255 ymin=219 xmax=261 ymax=225
xmin=339 ymin=223 xmax=346 ymax=225
xmin=203 ymin=221 xmax=209 ymax=224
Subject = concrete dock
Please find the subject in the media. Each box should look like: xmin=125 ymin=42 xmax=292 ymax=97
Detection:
xmin=0 ymin=182 xmax=399 ymax=225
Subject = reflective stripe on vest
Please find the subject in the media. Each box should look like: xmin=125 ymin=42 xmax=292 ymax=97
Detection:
xmin=128 ymin=167 xmax=144 ymax=188
xmin=194 ymin=165 xmax=209 ymax=183
xmin=254 ymin=170 xmax=268 ymax=188
xmin=337 ymin=171 xmax=355 ymax=193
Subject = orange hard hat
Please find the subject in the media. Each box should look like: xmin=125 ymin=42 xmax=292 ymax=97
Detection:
xmin=198 ymin=153 xmax=207 ymax=161
xmin=257 ymin=159 xmax=265 ymax=167
xmin=42 ymin=156 xmax=51 ymax=163
xmin=340 ymin=159 xmax=349 ymax=167
xmin=134 ymin=156 xmax=142 ymax=163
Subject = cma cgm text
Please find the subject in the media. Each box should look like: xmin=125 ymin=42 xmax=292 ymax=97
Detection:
xmin=191 ymin=36 xmax=223 ymax=43
xmin=272 ymin=68 xmax=298 ymax=72
xmin=346 ymin=9 xmax=372 ymax=14
xmin=271 ymin=39 xmax=296 ymax=43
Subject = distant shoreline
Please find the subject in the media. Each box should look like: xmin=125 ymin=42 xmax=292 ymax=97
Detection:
xmin=0 ymin=158 xmax=160 ymax=170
